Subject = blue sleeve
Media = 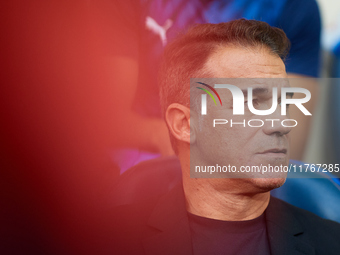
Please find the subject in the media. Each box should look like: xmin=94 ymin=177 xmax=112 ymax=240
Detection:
xmin=276 ymin=0 xmax=321 ymax=77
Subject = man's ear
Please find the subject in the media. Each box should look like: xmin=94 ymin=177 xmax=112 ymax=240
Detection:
xmin=165 ymin=103 xmax=194 ymax=144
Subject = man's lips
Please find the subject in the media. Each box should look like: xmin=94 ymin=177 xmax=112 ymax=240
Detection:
xmin=257 ymin=148 xmax=287 ymax=155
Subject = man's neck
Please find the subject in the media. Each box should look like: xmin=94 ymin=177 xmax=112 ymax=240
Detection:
xmin=183 ymin=177 xmax=270 ymax=221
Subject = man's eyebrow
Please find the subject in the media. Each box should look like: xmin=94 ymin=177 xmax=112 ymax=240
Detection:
xmin=241 ymin=88 xmax=294 ymax=98
xmin=241 ymin=87 xmax=268 ymax=97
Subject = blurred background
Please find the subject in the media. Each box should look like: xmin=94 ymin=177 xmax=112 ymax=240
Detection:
xmin=2 ymin=0 xmax=340 ymax=254
xmin=304 ymin=0 xmax=340 ymax=165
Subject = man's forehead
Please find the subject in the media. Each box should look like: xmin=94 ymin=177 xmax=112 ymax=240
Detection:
xmin=204 ymin=45 xmax=287 ymax=79
xmin=191 ymin=78 xmax=292 ymax=106
xmin=234 ymin=78 xmax=290 ymax=89
xmin=217 ymin=79 xmax=291 ymax=99
xmin=193 ymin=78 xmax=290 ymax=90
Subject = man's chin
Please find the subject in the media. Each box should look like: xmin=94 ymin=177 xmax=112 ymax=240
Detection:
xmin=251 ymin=177 xmax=286 ymax=192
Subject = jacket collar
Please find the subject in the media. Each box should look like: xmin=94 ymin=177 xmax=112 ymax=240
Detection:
xmin=143 ymin=184 xmax=315 ymax=255
xmin=143 ymin=184 xmax=193 ymax=255
xmin=265 ymin=196 xmax=315 ymax=255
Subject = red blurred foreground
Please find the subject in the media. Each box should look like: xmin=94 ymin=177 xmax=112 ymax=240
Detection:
xmin=1 ymin=1 xmax=127 ymax=253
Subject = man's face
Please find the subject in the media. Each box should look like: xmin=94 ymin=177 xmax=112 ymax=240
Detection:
xmin=190 ymin=45 xmax=290 ymax=191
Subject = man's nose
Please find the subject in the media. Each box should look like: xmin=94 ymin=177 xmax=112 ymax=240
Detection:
xmin=262 ymin=108 xmax=292 ymax=136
